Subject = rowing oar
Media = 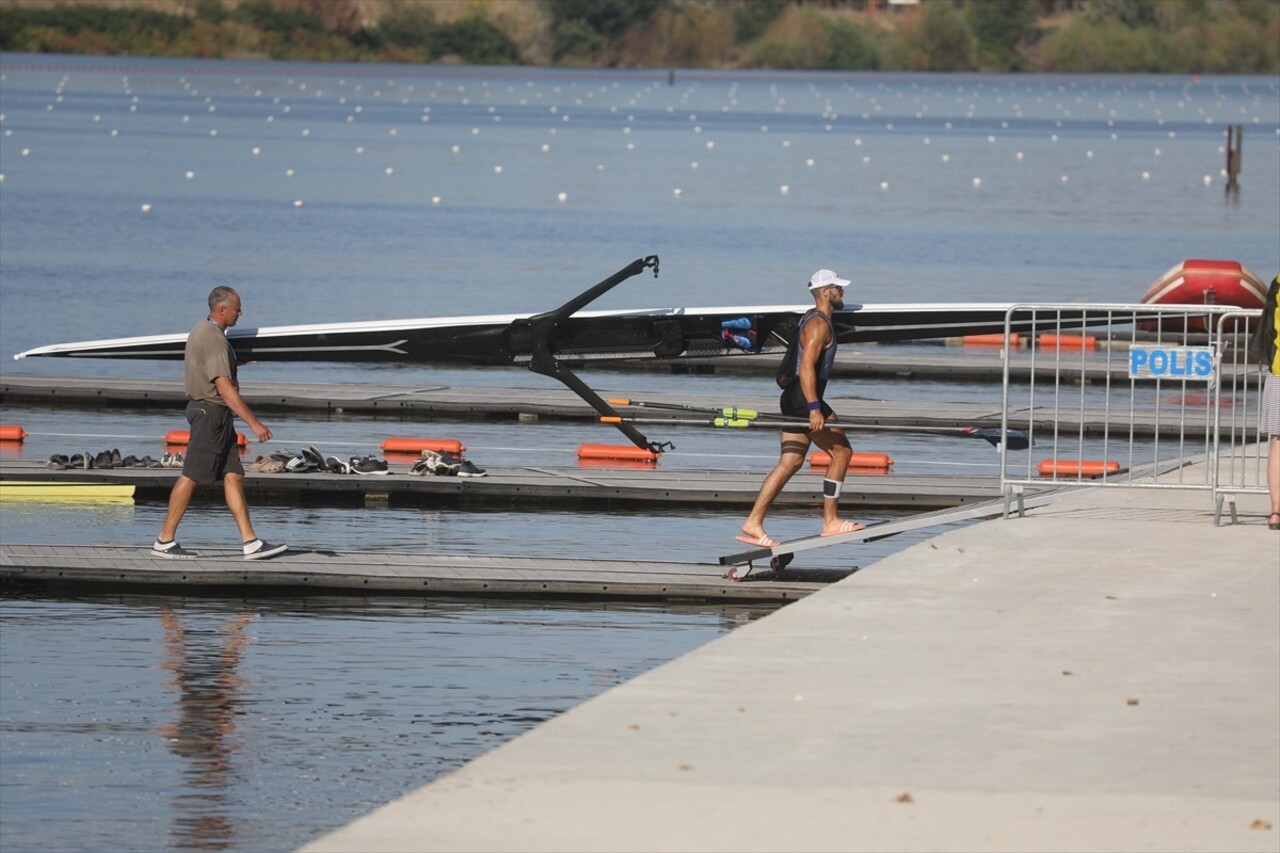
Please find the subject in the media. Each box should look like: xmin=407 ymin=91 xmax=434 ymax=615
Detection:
xmin=599 ymin=415 xmax=1031 ymax=450
xmin=607 ymin=397 xmax=760 ymax=421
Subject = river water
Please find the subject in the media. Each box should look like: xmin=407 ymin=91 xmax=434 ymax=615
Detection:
xmin=1 ymin=55 xmax=1277 ymax=852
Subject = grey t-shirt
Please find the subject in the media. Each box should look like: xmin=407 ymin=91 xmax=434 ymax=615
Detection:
xmin=183 ymin=319 xmax=237 ymax=405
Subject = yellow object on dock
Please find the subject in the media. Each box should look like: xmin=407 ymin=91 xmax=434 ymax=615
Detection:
xmin=0 ymin=481 xmax=135 ymax=501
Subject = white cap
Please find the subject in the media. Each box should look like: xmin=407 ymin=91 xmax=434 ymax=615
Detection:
xmin=808 ymin=269 xmax=850 ymax=290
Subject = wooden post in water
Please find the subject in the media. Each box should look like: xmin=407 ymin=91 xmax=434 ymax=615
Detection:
xmin=1225 ymin=124 xmax=1242 ymax=193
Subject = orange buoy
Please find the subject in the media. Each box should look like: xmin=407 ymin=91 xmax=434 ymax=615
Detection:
xmin=1036 ymin=459 xmax=1120 ymax=477
xmin=809 ymin=450 xmax=893 ymax=469
xmin=1037 ymin=333 xmax=1097 ymax=350
xmin=0 ymin=425 xmax=27 ymax=442
xmin=381 ymin=436 xmax=466 ymax=455
xmin=164 ymin=429 xmax=248 ymax=447
xmin=962 ymin=333 xmax=1020 ymax=347
xmin=576 ymin=443 xmax=659 ymax=463
xmin=577 ymin=457 xmax=658 ymax=470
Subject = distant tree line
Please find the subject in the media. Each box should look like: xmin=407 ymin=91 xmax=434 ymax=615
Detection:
xmin=0 ymin=0 xmax=1276 ymax=74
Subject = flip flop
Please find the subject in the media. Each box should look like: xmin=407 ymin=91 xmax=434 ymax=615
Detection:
xmin=821 ymin=520 xmax=866 ymax=537
xmin=735 ymin=531 xmax=779 ymax=548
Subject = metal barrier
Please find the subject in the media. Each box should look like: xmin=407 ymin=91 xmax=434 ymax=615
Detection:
xmin=1211 ymin=309 xmax=1268 ymax=525
xmin=998 ymin=303 xmax=1259 ymax=518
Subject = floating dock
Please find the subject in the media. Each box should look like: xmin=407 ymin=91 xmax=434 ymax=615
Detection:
xmin=0 ymin=543 xmax=834 ymax=603
xmin=0 ymin=372 xmax=1216 ymax=438
xmin=0 ymin=461 xmax=1008 ymax=510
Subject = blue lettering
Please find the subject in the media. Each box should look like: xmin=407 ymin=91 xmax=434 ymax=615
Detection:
xmin=1130 ymin=350 xmax=1148 ymax=373
xmin=1195 ymin=350 xmax=1213 ymax=376
xmin=1169 ymin=350 xmax=1188 ymax=376
xmin=1150 ymin=350 xmax=1168 ymax=374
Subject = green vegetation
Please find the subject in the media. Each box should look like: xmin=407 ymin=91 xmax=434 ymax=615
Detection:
xmin=0 ymin=0 xmax=1275 ymax=74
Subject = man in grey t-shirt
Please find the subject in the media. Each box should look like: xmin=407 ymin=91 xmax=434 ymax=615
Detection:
xmin=152 ymin=285 xmax=287 ymax=561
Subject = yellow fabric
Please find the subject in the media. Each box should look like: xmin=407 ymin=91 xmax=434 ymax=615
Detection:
xmin=1273 ymin=304 xmax=1280 ymax=375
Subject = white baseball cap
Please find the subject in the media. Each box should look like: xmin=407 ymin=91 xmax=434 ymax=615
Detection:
xmin=808 ymin=269 xmax=850 ymax=290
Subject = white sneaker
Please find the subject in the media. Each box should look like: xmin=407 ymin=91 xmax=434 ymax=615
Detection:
xmin=243 ymin=539 xmax=288 ymax=560
xmin=151 ymin=540 xmax=196 ymax=560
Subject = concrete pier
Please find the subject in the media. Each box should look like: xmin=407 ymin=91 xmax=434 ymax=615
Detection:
xmin=301 ymin=467 xmax=1279 ymax=853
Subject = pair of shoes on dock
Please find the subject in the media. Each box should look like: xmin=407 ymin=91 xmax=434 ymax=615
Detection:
xmin=160 ymin=452 xmax=184 ymax=468
xmin=411 ymin=450 xmax=486 ymax=478
xmin=48 ymin=449 xmax=161 ymax=470
xmin=150 ymin=538 xmax=288 ymax=561
xmin=263 ymin=446 xmax=389 ymax=475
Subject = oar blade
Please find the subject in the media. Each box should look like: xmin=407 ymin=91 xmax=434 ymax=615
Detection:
xmin=969 ymin=428 xmax=1031 ymax=450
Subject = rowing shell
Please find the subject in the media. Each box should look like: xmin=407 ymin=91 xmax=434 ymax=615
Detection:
xmin=6 ymin=256 xmax=1116 ymax=452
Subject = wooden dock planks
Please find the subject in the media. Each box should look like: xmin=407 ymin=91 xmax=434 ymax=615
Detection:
xmin=0 ymin=544 xmax=834 ymax=602
xmin=0 ymin=462 xmax=1003 ymax=509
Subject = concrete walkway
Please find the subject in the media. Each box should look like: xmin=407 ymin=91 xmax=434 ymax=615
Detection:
xmin=302 ymin=476 xmax=1279 ymax=853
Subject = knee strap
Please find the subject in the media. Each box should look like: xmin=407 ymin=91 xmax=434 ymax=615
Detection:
xmin=823 ymin=478 xmax=843 ymax=499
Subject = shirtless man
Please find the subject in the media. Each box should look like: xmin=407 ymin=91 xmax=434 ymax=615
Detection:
xmin=738 ymin=269 xmax=865 ymax=547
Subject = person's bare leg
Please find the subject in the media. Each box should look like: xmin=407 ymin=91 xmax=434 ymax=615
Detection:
xmin=222 ymin=473 xmax=258 ymax=544
xmin=1267 ymin=435 xmax=1279 ymax=525
xmin=741 ymin=433 xmax=808 ymax=542
xmin=157 ymin=476 xmax=198 ymax=543
xmin=810 ymin=428 xmax=863 ymax=535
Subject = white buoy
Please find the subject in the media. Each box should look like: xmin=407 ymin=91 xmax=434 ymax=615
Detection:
xmin=879 ymin=181 xmax=889 ymax=191
xmin=557 ymin=191 xmax=568 ymax=202
xmin=355 ymin=146 xmax=364 ymax=154
xmin=285 ymin=169 xmax=294 ymax=177
xmin=1060 ymin=175 xmax=1069 ymax=183
xmin=184 ymin=170 xmax=195 ymax=179
xmin=941 ymin=154 xmax=950 ymax=163
xmin=1203 ymin=174 xmax=1212 ymax=186
xmin=805 ymin=158 xmax=814 ymax=167
xmin=431 ymin=196 xmax=441 ymax=205
xmin=385 ymin=167 xmax=394 ymax=176
xmin=672 ymin=188 xmax=682 ymax=197
xmin=972 ymin=177 xmax=981 ymax=187
xmin=494 ymin=165 xmax=503 ymax=174
xmin=140 ymin=203 xmax=151 ymax=213
xmin=705 ymin=140 xmax=714 ymax=150
xmin=1016 ymin=151 xmax=1024 ymax=160
xmin=780 ymin=185 xmax=789 ymax=195
xmin=451 ymin=145 xmax=460 ymax=153
xmin=540 ymin=143 xmax=550 ymax=152
xmin=1142 ymin=171 xmax=1150 ymax=180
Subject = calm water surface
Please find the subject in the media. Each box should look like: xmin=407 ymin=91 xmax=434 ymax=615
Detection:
xmin=1 ymin=592 xmax=770 ymax=853
xmin=1 ymin=56 xmax=1278 ymax=852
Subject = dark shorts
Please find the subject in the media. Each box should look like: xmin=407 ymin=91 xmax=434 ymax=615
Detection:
xmin=779 ymin=381 xmax=833 ymax=424
xmin=181 ymin=401 xmax=243 ymax=484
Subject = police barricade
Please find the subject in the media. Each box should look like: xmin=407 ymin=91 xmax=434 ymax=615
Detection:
xmin=1211 ymin=309 xmax=1267 ymax=525
xmin=997 ymin=303 xmax=1249 ymax=518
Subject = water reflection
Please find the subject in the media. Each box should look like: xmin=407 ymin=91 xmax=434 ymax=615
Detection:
xmin=0 ymin=591 xmax=776 ymax=852
xmin=159 ymin=607 xmax=252 ymax=851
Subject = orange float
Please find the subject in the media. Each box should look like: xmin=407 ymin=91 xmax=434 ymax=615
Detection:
xmin=962 ymin=333 xmax=1020 ymax=347
xmin=0 ymin=425 xmax=28 ymax=442
xmin=576 ymin=443 xmax=659 ymax=463
xmin=380 ymin=437 xmax=466 ymax=455
xmin=164 ymin=429 xmax=248 ymax=447
xmin=1037 ymin=333 xmax=1097 ymax=350
xmin=808 ymin=450 xmax=893 ymax=469
xmin=1036 ymin=459 xmax=1120 ymax=477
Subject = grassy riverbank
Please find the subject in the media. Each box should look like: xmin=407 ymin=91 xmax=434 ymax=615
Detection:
xmin=0 ymin=0 xmax=1277 ymax=73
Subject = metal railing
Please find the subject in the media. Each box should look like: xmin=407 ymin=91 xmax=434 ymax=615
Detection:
xmin=1211 ymin=309 xmax=1268 ymax=524
xmin=997 ymin=303 xmax=1262 ymax=519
